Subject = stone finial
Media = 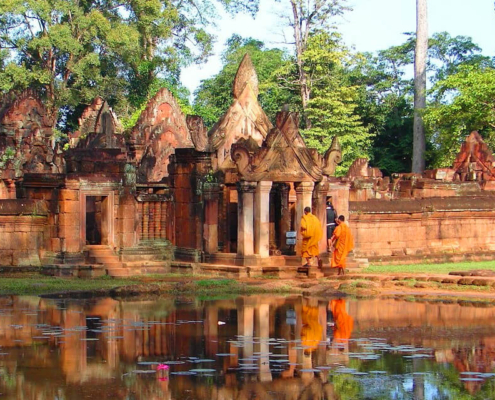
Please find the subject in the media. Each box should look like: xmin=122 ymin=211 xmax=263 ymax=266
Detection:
xmin=322 ymin=136 xmax=342 ymax=176
xmin=186 ymin=115 xmax=208 ymax=152
xmin=233 ymin=54 xmax=259 ymax=99
xmin=347 ymin=158 xmax=369 ymax=178
xmin=209 ymin=55 xmax=271 ymax=169
xmin=453 ymin=131 xmax=495 ymax=181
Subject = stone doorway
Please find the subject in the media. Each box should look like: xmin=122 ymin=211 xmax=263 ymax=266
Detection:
xmin=85 ymin=196 xmax=110 ymax=245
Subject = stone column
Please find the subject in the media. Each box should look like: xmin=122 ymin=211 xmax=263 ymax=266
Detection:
xmin=294 ymin=182 xmax=315 ymax=255
xmin=237 ymin=181 xmax=256 ymax=256
xmin=327 ymin=180 xmax=351 ymax=221
xmin=203 ymin=183 xmax=220 ymax=254
xmin=254 ymin=181 xmax=272 ymax=257
xmin=278 ymin=184 xmax=291 ymax=254
xmin=313 ymin=181 xmax=330 ymax=255
xmin=258 ymin=302 xmax=272 ymax=382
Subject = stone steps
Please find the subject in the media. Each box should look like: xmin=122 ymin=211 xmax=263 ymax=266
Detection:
xmin=85 ymin=245 xmax=131 ymax=277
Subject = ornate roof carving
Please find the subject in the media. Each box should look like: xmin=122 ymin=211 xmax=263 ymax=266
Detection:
xmin=0 ymin=90 xmax=61 ymax=177
xmin=231 ymin=111 xmax=323 ymax=182
xmin=70 ymin=97 xmax=125 ymax=149
xmin=130 ymin=88 xmax=194 ymax=182
xmin=453 ymin=131 xmax=495 ymax=181
xmin=209 ymin=54 xmax=272 ymax=169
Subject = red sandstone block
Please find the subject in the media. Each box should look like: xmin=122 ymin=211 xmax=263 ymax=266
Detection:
xmin=13 ymin=232 xmax=29 ymax=250
xmin=58 ymin=213 xmax=80 ymax=227
xmin=59 ymin=190 xmax=79 ymax=201
xmin=123 ymin=218 xmax=136 ymax=233
xmin=65 ymin=236 xmax=81 ymax=252
xmin=107 ymin=164 xmax=120 ymax=173
xmin=123 ymin=233 xmax=135 ymax=247
xmin=0 ymin=251 xmax=13 ymax=266
xmin=51 ymin=238 xmax=61 ymax=252
xmin=14 ymin=223 xmax=31 ymax=232
xmin=60 ymin=201 xmax=80 ymax=214
xmin=81 ymin=162 xmax=95 ymax=173
xmin=58 ymin=225 xmax=78 ymax=239
xmin=0 ymin=234 xmax=14 ymax=250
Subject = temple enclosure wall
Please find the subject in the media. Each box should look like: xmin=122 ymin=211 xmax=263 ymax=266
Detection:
xmin=0 ymin=200 xmax=50 ymax=267
xmin=350 ymin=196 xmax=495 ymax=262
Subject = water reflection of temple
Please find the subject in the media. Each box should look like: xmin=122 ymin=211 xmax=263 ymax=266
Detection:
xmin=0 ymin=296 xmax=494 ymax=398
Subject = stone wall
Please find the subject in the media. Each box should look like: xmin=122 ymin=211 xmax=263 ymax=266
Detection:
xmin=0 ymin=200 xmax=50 ymax=266
xmin=350 ymin=196 xmax=495 ymax=260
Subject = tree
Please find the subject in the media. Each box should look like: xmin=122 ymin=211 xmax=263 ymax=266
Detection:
xmin=412 ymin=0 xmax=428 ymax=173
xmin=424 ymin=64 xmax=495 ymax=166
xmin=350 ymin=42 xmax=415 ymax=175
xmin=299 ymin=32 xmax=372 ymax=173
xmin=285 ymin=0 xmax=349 ymax=128
xmin=0 ymin=0 xmax=259 ymax=127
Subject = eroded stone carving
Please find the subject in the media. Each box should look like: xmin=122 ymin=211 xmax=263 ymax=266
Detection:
xmin=130 ymin=88 xmax=194 ymax=182
xmin=0 ymin=90 xmax=58 ymax=177
xmin=209 ymin=54 xmax=272 ymax=169
xmin=452 ymin=131 xmax=495 ymax=181
xmin=186 ymin=115 xmax=209 ymax=152
xmin=231 ymin=111 xmax=322 ymax=182
xmin=70 ymin=97 xmax=125 ymax=150
xmin=322 ymin=136 xmax=342 ymax=176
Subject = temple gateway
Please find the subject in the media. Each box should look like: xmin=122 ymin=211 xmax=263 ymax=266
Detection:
xmin=1 ymin=55 xmax=495 ymax=277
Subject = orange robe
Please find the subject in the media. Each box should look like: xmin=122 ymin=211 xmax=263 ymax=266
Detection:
xmin=331 ymin=223 xmax=354 ymax=269
xmin=330 ymin=299 xmax=353 ymax=343
xmin=300 ymin=213 xmax=323 ymax=258
xmin=301 ymin=305 xmax=323 ymax=353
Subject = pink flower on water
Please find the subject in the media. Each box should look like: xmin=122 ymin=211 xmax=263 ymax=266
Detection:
xmin=157 ymin=364 xmax=170 ymax=371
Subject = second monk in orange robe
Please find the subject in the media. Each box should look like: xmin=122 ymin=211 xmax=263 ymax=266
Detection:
xmin=330 ymin=215 xmax=354 ymax=274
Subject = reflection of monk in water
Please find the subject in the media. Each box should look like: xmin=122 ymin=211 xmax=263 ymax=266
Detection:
xmin=301 ymin=303 xmax=323 ymax=353
xmin=329 ymin=299 xmax=353 ymax=343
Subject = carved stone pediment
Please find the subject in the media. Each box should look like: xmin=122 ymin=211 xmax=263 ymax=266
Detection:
xmin=70 ymin=97 xmax=125 ymax=150
xmin=0 ymin=90 xmax=59 ymax=176
xmin=232 ymin=111 xmax=322 ymax=182
xmin=453 ymin=131 xmax=495 ymax=181
xmin=130 ymin=88 xmax=194 ymax=182
xmin=209 ymin=54 xmax=272 ymax=169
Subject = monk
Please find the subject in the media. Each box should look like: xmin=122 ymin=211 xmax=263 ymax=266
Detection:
xmin=329 ymin=215 xmax=354 ymax=275
xmin=329 ymin=299 xmax=353 ymax=343
xmin=300 ymin=206 xmax=323 ymax=267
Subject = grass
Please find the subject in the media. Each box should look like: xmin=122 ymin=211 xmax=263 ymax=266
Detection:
xmin=366 ymin=260 xmax=495 ymax=275
xmin=0 ymin=274 xmax=140 ymax=296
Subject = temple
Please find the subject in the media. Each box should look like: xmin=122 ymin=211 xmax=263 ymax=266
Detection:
xmin=1 ymin=55 xmax=495 ymax=276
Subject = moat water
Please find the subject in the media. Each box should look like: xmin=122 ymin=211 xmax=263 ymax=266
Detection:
xmin=0 ymin=295 xmax=494 ymax=399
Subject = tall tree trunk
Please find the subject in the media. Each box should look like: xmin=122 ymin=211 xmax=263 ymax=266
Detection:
xmin=290 ymin=0 xmax=312 ymax=129
xmin=412 ymin=0 xmax=428 ymax=173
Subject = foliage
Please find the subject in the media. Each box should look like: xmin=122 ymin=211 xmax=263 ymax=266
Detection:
xmin=0 ymin=0 xmax=259 ymax=129
xmin=424 ymin=64 xmax=495 ymax=167
xmin=194 ymin=35 xmax=293 ymax=127
xmin=350 ymin=45 xmax=415 ymax=174
xmin=301 ymin=32 xmax=372 ymax=173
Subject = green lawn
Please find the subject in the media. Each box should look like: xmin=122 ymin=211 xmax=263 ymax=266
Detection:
xmin=366 ymin=260 xmax=495 ymax=275
xmin=0 ymin=274 xmax=140 ymax=295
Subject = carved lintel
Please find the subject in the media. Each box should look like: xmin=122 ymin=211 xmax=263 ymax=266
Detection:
xmin=237 ymin=181 xmax=257 ymax=194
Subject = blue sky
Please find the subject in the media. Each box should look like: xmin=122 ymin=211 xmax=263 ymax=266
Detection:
xmin=180 ymin=0 xmax=495 ymax=96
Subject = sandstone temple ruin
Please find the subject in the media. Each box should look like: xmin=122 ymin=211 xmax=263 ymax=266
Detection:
xmin=1 ymin=55 xmax=495 ymax=277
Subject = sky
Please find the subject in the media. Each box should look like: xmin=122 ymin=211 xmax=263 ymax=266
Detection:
xmin=180 ymin=0 xmax=495 ymax=97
